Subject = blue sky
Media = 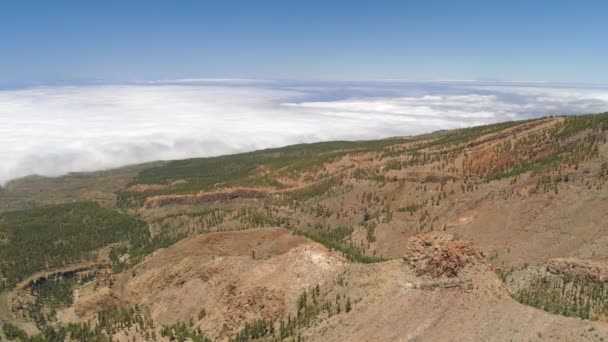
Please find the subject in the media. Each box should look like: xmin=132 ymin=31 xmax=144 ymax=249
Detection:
xmin=1 ymin=0 xmax=607 ymax=84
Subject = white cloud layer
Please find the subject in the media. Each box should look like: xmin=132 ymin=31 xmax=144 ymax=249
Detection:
xmin=1 ymin=81 xmax=608 ymax=184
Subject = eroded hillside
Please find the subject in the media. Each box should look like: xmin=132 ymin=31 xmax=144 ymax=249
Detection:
xmin=2 ymin=113 xmax=608 ymax=341
xmin=117 ymin=113 xmax=608 ymax=268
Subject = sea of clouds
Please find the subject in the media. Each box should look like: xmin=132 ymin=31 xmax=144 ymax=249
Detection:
xmin=1 ymin=79 xmax=608 ymax=184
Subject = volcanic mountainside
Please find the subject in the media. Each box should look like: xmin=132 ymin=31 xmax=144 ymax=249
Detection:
xmin=2 ymin=113 xmax=608 ymax=341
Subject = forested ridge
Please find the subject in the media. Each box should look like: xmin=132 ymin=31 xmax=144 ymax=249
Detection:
xmin=0 ymin=202 xmax=149 ymax=291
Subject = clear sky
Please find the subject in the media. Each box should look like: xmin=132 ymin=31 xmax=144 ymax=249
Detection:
xmin=1 ymin=0 xmax=607 ymax=84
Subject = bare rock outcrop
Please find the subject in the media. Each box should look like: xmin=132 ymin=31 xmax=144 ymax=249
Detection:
xmin=404 ymin=232 xmax=484 ymax=277
xmin=144 ymin=188 xmax=268 ymax=207
xmin=547 ymin=258 xmax=608 ymax=282
xmin=11 ymin=292 xmax=34 ymax=318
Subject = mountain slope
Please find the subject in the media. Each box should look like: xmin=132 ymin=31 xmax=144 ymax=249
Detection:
xmin=2 ymin=112 xmax=608 ymax=340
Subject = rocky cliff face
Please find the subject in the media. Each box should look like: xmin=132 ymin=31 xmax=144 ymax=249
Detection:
xmin=404 ymin=232 xmax=484 ymax=277
xmin=547 ymin=258 xmax=608 ymax=282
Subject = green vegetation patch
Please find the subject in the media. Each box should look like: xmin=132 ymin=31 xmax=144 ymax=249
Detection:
xmin=0 ymin=202 xmax=149 ymax=291
xmin=516 ymin=273 xmax=608 ymax=320
xmin=27 ymin=274 xmax=89 ymax=328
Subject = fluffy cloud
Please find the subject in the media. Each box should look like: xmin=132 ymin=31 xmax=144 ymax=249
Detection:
xmin=1 ymin=81 xmax=608 ymax=184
